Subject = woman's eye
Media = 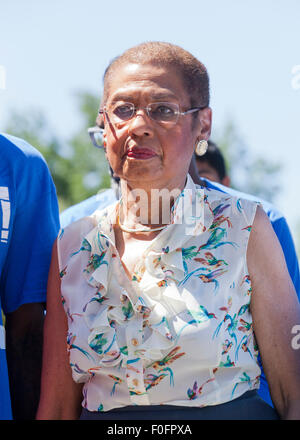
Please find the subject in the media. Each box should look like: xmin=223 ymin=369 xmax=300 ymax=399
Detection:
xmin=156 ymin=105 xmax=173 ymax=115
xmin=151 ymin=104 xmax=176 ymax=120
xmin=114 ymin=105 xmax=133 ymax=119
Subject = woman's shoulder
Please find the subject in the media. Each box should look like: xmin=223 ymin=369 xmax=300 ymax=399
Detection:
xmin=60 ymin=201 xmax=117 ymax=238
xmin=57 ymin=202 xmax=117 ymax=263
xmin=59 ymin=215 xmax=97 ymax=243
xmin=196 ymin=184 xmax=260 ymax=228
xmin=200 ymin=184 xmax=259 ymax=209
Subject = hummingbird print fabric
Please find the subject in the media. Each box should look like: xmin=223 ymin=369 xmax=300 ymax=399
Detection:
xmin=57 ymin=175 xmax=261 ymax=412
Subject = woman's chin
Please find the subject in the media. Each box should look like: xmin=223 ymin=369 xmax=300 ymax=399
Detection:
xmin=121 ymin=162 xmax=163 ymax=183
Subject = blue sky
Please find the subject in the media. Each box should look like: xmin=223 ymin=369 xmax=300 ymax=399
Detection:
xmin=1 ymin=0 xmax=299 ymax=239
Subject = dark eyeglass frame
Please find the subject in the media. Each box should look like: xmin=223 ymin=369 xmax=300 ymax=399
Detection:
xmin=99 ymin=102 xmax=207 ymax=125
xmin=88 ymin=126 xmax=104 ymax=149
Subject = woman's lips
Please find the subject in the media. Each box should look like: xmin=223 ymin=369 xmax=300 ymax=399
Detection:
xmin=126 ymin=148 xmax=157 ymax=159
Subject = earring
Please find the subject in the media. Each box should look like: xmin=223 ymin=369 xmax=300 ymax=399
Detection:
xmin=195 ymin=139 xmax=208 ymax=156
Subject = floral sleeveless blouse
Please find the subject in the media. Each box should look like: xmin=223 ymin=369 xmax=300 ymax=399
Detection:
xmin=57 ymin=175 xmax=261 ymax=412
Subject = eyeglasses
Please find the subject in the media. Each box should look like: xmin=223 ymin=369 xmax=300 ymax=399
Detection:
xmin=88 ymin=126 xmax=104 ymax=148
xmin=88 ymin=102 xmax=206 ymax=148
xmin=99 ymin=102 xmax=206 ymax=126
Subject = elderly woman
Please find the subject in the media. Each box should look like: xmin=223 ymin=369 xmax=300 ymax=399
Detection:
xmin=36 ymin=42 xmax=300 ymax=420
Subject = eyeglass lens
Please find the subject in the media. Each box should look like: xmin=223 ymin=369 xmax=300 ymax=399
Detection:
xmin=93 ymin=131 xmax=103 ymax=146
xmin=109 ymin=102 xmax=179 ymax=124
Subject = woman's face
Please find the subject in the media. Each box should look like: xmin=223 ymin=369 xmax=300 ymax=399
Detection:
xmin=103 ymin=62 xmax=211 ymax=191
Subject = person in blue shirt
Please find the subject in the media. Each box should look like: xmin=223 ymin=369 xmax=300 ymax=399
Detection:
xmin=0 ymin=133 xmax=60 ymax=419
xmin=60 ymin=133 xmax=299 ymax=410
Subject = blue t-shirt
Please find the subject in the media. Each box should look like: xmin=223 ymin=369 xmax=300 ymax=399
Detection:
xmin=0 ymin=133 xmax=60 ymax=419
xmin=60 ymin=179 xmax=300 ymax=409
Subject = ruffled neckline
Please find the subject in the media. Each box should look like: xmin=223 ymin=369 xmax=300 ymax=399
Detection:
xmin=80 ymin=175 xmax=215 ymax=367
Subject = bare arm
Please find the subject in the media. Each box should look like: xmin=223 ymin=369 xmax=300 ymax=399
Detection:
xmin=36 ymin=240 xmax=83 ymax=420
xmin=248 ymin=206 xmax=300 ymax=419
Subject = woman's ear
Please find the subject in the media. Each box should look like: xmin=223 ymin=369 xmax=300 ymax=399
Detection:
xmin=197 ymin=107 xmax=212 ymax=140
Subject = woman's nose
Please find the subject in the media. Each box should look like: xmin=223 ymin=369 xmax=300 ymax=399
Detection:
xmin=127 ymin=110 xmax=153 ymax=137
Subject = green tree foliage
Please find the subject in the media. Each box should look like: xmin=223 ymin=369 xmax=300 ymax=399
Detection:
xmin=5 ymin=91 xmax=110 ymax=212
xmin=65 ymin=91 xmax=110 ymax=209
xmin=213 ymin=120 xmax=281 ymax=203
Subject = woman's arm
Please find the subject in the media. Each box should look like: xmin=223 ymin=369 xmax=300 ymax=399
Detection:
xmin=36 ymin=240 xmax=83 ymax=420
xmin=248 ymin=206 xmax=300 ymax=419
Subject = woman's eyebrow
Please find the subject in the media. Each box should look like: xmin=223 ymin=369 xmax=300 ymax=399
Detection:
xmin=110 ymin=91 xmax=178 ymax=103
xmin=110 ymin=94 xmax=134 ymax=103
xmin=150 ymin=92 xmax=177 ymax=101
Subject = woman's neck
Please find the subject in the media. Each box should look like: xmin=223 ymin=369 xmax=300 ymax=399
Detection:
xmin=119 ymin=176 xmax=187 ymax=229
